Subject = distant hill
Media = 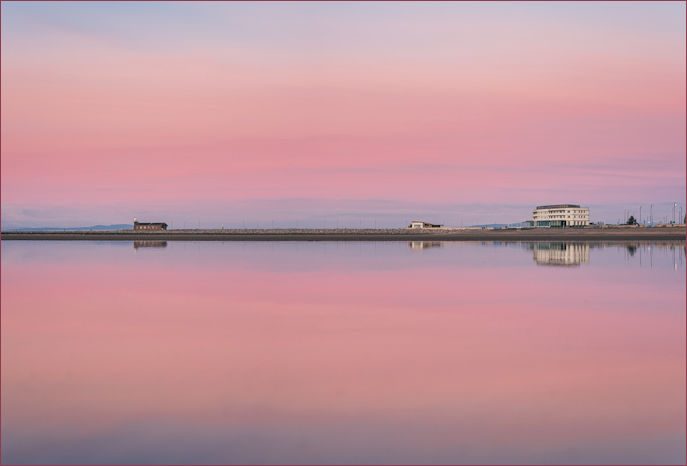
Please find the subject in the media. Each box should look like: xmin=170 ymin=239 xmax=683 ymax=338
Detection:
xmin=468 ymin=223 xmax=509 ymax=228
xmin=4 ymin=224 xmax=133 ymax=232
xmin=468 ymin=222 xmax=533 ymax=229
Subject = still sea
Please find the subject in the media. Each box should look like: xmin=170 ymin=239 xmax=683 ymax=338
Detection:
xmin=1 ymin=240 xmax=685 ymax=465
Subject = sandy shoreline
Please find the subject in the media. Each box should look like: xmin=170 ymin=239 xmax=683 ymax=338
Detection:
xmin=2 ymin=227 xmax=685 ymax=241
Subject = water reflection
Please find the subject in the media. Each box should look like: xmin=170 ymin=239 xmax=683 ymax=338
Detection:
xmin=408 ymin=241 xmax=443 ymax=250
xmin=1 ymin=240 xmax=685 ymax=465
xmin=618 ymin=242 xmax=686 ymax=270
xmin=503 ymin=241 xmax=685 ymax=269
xmin=528 ymin=242 xmax=590 ymax=266
xmin=133 ymin=240 xmax=168 ymax=249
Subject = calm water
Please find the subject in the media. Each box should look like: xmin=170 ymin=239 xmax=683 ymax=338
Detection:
xmin=1 ymin=240 xmax=685 ymax=465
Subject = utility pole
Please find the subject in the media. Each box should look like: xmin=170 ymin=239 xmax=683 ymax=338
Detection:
xmin=639 ymin=206 xmax=642 ymax=224
xmin=650 ymin=204 xmax=653 ymax=224
xmin=673 ymin=202 xmax=677 ymax=223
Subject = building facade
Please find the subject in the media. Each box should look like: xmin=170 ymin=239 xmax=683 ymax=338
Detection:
xmin=532 ymin=205 xmax=589 ymax=227
xmin=133 ymin=218 xmax=168 ymax=231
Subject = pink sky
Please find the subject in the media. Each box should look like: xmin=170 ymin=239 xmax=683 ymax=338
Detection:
xmin=1 ymin=2 xmax=685 ymax=227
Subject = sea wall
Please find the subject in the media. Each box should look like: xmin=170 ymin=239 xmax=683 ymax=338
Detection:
xmin=2 ymin=226 xmax=685 ymax=241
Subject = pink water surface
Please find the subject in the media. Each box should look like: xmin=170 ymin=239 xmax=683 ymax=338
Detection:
xmin=1 ymin=241 xmax=685 ymax=464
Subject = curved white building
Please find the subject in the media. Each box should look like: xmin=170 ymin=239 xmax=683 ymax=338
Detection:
xmin=533 ymin=204 xmax=589 ymax=227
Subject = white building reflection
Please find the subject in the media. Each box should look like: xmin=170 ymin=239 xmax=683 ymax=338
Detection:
xmin=408 ymin=241 xmax=443 ymax=250
xmin=133 ymin=241 xmax=168 ymax=250
xmin=530 ymin=242 xmax=590 ymax=266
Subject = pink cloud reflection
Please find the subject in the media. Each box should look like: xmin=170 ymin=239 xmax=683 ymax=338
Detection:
xmin=1 ymin=241 xmax=685 ymax=463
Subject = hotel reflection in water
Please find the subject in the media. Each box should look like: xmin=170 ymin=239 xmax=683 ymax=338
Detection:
xmin=133 ymin=241 xmax=168 ymax=250
xmin=529 ymin=242 xmax=590 ymax=266
xmin=408 ymin=241 xmax=443 ymax=250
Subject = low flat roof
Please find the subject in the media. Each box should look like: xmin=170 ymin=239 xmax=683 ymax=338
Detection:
xmin=535 ymin=204 xmax=582 ymax=209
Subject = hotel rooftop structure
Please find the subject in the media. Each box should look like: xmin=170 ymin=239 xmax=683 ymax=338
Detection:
xmin=533 ymin=204 xmax=590 ymax=227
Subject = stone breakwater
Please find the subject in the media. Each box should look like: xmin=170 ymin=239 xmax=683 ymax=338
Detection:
xmin=2 ymin=227 xmax=685 ymax=241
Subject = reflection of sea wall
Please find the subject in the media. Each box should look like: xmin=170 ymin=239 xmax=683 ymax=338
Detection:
xmin=531 ymin=242 xmax=589 ymax=266
xmin=133 ymin=241 xmax=168 ymax=249
xmin=409 ymin=241 xmax=443 ymax=250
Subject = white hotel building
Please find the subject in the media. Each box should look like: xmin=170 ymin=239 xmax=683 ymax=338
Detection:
xmin=533 ymin=204 xmax=590 ymax=227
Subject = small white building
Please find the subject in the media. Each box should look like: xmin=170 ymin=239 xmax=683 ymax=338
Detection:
xmin=409 ymin=221 xmax=443 ymax=229
xmin=533 ymin=205 xmax=589 ymax=227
